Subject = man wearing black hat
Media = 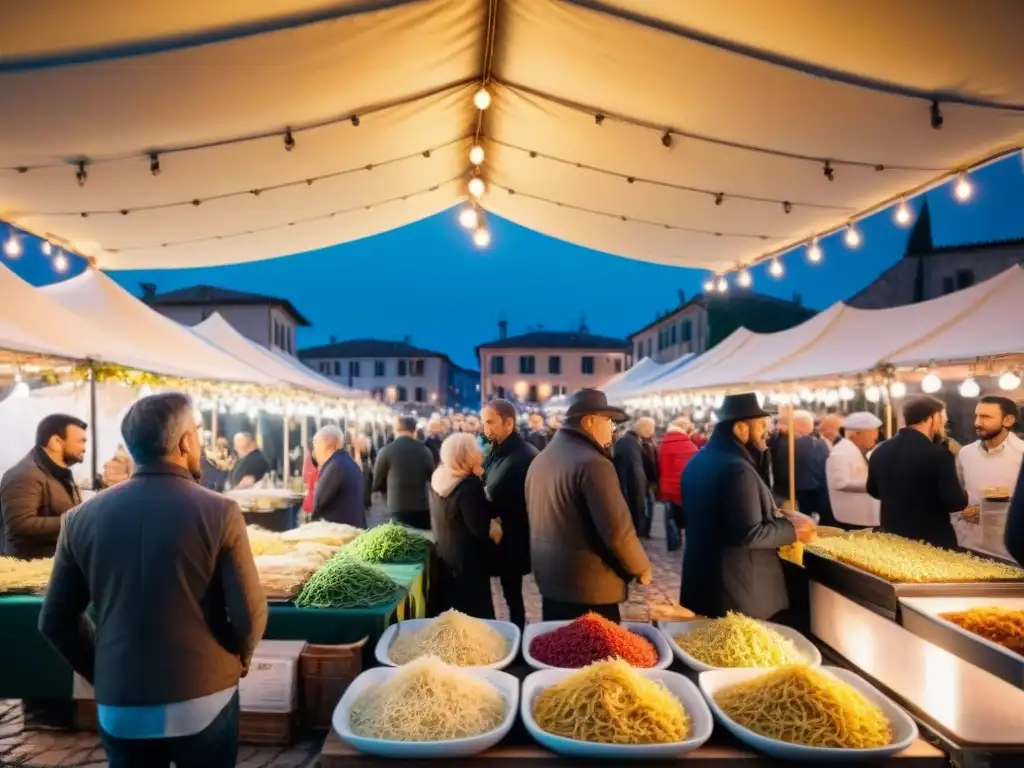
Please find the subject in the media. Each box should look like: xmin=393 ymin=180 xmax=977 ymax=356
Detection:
xmin=680 ymin=393 xmax=816 ymax=621
xmin=525 ymin=389 xmax=652 ymax=621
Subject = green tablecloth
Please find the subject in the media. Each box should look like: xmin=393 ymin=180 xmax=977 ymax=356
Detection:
xmin=0 ymin=558 xmax=428 ymax=700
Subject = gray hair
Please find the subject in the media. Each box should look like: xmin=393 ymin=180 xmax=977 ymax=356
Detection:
xmin=314 ymin=424 xmax=344 ymax=450
xmin=121 ymin=392 xmax=195 ymax=464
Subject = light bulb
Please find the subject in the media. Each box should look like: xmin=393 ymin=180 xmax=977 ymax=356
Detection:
xmin=737 ymin=268 xmax=752 ymax=288
xmin=703 ymin=279 xmax=715 ymax=292
xmin=769 ymin=259 xmax=784 ymax=278
xmin=469 ymin=145 xmax=485 ymax=165
xmin=472 ymin=226 xmax=491 ymax=248
xmin=844 ymin=225 xmax=862 ymax=248
xmin=954 ymin=173 xmax=973 ymax=202
xmin=41 ymin=241 xmax=52 ymax=256
xmin=692 ymin=407 xmax=705 ymax=420
xmin=889 ymin=381 xmax=907 ymax=399
xmin=468 ymin=177 xmax=486 ymax=198
xmin=807 ymin=240 xmax=822 ymax=264
xmin=839 ymin=386 xmax=855 ymax=401
xmin=3 ymin=234 xmax=22 ymax=258
xmin=825 ymin=389 xmax=840 ymax=407
xmin=473 ymin=87 xmax=491 ymax=110
xmin=11 ymin=381 xmax=30 ymax=398
xmin=713 ymin=394 xmax=725 ymax=408
xmin=458 ymin=206 xmax=479 ymax=230
xmin=921 ymin=373 xmax=942 ymax=394
xmin=716 ymin=276 xmax=728 ymax=293
xmin=894 ymin=200 xmax=913 ymax=226
xmin=53 ymin=251 xmax=69 ymax=273
xmin=958 ymin=377 xmax=980 ymax=398
xmin=865 ymin=385 xmax=881 ymax=404
xmin=999 ymin=372 xmax=1021 ymax=391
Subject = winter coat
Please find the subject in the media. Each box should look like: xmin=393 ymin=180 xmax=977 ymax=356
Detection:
xmin=1 ymin=448 xmax=81 ymax=560
xmin=429 ymin=471 xmax=494 ymax=578
xmin=612 ymin=431 xmax=648 ymax=534
xmin=424 ymin=435 xmax=443 ymax=465
xmin=372 ymin=435 xmax=436 ymax=516
xmin=525 ymin=428 xmax=650 ymax=605
xmin=312 ymin=449 xmax=366 ymax=528
xmin=301 ymin=453 xmax=317 ymax=514
xmin=680 ymin=426 xmax=797 ymax=620
xmin=1004 ymin=460 xmax=1024 ymax=565
xmin=525 ymin=431 xmax=549 ymax=453
xmin=483 ymin=432 xmax=538 ymax=576
xmin=658 ymin=430 xmax=698 ymax=505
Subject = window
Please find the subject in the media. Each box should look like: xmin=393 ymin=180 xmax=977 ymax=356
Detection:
xmin=528 ymin=385 xmax=538 ymax=402
xmin=396 ymin=386 xmax=408 ymax=402
xmin=286 ymin=326 xmax=293 ymax=354
xmin=681 ymin=319 xmax=692 ymax=343
xmin=941 ymin=276 xmax=955 ymax=295
xmin=519 ymin=355 xmax=536 ymax=374
xmin=670 ymin=324 xmax=677 ymax=345
xmin=348 ymin=361 xmax=360 ymax=378
xmin=635 ymin=342 xmax=642 ymax=360
xmin=333 ymin=361 xmax=341 ymax=376
xmin=614 ymin=358 xmax=623 ymax=373
xmin=548 ymin=356 xmax=561 ymax=375
xmin=646 ymin=338 xmax=652 ymax=357
xmin=496 ymin=385 xmax=506 ymax=398
xmin=414 ymin=387 xmax=426 ymax=402
xmin=956 ymin=269 xmax=975 ymax=290
xmin=581 ymin=356 xmax=595 ymax=375
xmin=374 ymin=360 xmax=386 ymax=377
xmin=411 ymin=359 xmax=425 ymax=376
xmin=490 ymin=356 xmax=505 ymax=375
xmin=397 ymin=360 xmax=408 ymax=377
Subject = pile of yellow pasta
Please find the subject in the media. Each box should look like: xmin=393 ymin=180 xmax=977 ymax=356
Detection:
xmin=389 ymin=611 xmax=509 ymax=666
xmin=0 ymin=557 xmax=54 ymax=594
xmin=532 ymin=659 xmax=690 ymax=744
xmin=675 ymin=613 xmax=805 ymax=668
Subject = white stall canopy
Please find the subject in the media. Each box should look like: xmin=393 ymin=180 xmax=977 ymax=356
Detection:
xmin=41 ymin=269 xmax=280 ymax=385
xmin=2 ymin=1 xmax=1022 ymax=273
xmin=628 ymin=327 xmax=757 ymax=397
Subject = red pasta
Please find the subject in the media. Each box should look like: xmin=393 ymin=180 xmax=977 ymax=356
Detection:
xmin=530 ymin=613 xmax=659 ymax=668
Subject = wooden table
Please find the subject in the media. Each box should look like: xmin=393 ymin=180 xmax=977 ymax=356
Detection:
xmin=320 ymin=729 xmax=947 ymax=766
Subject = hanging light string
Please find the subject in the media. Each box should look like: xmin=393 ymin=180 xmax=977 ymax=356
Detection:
xmin=489 ymin=181 xmax=781 ymax=240
xmin=107 ymin=175 xmax=465 ymax=253
xmin=0 ymin=79 xmax=477 ymax=175
xmin=22 ymin=136 xmax=471 ymax=217
xmin=489 ymin=138 xmax=856 ymax=211
xmin=463 ymin=0 xmax=500 ymax=248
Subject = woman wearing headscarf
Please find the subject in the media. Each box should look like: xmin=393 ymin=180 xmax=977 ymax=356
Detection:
xmin=429 ymin=433 xmax=502 ymax=617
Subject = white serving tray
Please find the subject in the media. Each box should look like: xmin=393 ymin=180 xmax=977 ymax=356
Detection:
xmin=333 ymin=666 xmax=518 ymax=758
xmin=374 ymin=618 xmax=521 ymax=670
xmin=699 ymin=666 xmax=918 ymax=762
xmin=521 ymin=667 xmax=713 ymax=759
xmin=659 ymin=619 xmax=821 ymax=673
xmin=522 ymin=620 xmax=672 ymax=670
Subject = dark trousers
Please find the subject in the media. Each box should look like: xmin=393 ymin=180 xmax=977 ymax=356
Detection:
xmin=498 ymin=572 xmax=526 ymax=628
xmin=98 ymin=692 xmax=239 ymax=768
xmin=542 ymin=598 xmax=620 ymax=623
xmin=437 ymin=567 xmax=495 ymax=619
xmin=392 ymin=510 xmax=431 ymax=531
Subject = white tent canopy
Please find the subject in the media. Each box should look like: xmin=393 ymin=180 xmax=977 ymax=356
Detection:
xmin=601 ymin=356 xmax=664 ymax=399
xmin=41 ymin=269 xmax=280 ymax=384
xmin=610 ymin=354 xmax=695 ymax=400
xmin=2 ymin=1 xmax=1022 ymax=273
xmin=192 ymin=313 xmax=360 ymax=398
xmin=628 ymin=327 xmax=757 ymax=396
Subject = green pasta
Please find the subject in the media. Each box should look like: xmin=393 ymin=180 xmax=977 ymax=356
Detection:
xmin=347 ymin=522 xmax=433 ymax=564
xmin=294 ymin=554 xmax=403 ymax=608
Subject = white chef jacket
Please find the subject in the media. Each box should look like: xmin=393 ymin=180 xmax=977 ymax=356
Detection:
xmin=954 ymin=433 xmax=1024 ymax=549
xmin=826 ymin=438 xmax=880 ymax=527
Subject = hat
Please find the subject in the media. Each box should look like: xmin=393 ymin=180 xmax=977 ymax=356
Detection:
xmin=564 ymin=389 xmax=629 ymax=423
xmin=844 ymin=412 xmax=883 ymax=431
xmin=715 ymin=393 xmax=770 ymax=423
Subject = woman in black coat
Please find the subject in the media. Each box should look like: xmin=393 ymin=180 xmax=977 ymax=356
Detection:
xmin=429 ymin=433 xmax=501 ymax=618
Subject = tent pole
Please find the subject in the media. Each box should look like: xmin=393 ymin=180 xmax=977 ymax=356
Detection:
xmin=211 ymin=407 xmax=219 ymax=442
xmin=885 ymin=400 xmax=893 ymax=440
xmin=89 ymin=363 xmax=99 ymax=489
xmin=282 ymin=417 xmax=291 ymax=484
xmin=787 ymin=407 xmax=796 ymax=514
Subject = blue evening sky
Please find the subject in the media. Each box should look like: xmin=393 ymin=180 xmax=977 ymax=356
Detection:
xmin=6 ymin=154 xmax=1023 ymax=370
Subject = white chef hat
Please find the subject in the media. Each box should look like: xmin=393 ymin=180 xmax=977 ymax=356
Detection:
xmin=844 ymin=412 xmax=883 ymax=431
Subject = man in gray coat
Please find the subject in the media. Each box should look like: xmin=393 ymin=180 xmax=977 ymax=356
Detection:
xmin=373 ymin=416 xmax=437 ymax=530
xmin=39 ymin=393 xmax=267 ymax=768
xmin=525 ymin=389 xmax=652 ymax=621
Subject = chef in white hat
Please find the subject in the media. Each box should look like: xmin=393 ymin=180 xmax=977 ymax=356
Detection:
xmin=826 ymin=412 xmax=883 ymax=529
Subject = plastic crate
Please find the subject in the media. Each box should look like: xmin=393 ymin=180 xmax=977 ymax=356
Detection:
xmin=299 ymin=637 xmax=368 ymax=730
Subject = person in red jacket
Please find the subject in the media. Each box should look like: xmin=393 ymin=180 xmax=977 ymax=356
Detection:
xmin=659 ymin=417 xmax=700 ymax=543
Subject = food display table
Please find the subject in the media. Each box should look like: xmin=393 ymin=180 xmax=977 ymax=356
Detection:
xmin=0 ymin=594 xmax=75 ymax=699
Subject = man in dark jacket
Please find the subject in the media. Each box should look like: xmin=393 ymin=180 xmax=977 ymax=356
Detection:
xmin=39 ymin=393 xmax=266 ymax=768
xmin=482 ymin=399 xmax=538 ymax=629
xmin=681 ymin=394 xmax=816 ymax=621
xmin=373 ymin=416 xmax=437 ymax=530
xmin=525 ymin=389 xmax=652 ymax=622
xmin=524 ymin=412 xmax=549 ymax=452
xmin=1004 ymin=459 xmax=1024 ymax=565
xmin=612 ymin=423 xmax=649 ymax=536
xmin=1 ymin=414 xmax=87 ymax=559
xmin=868 ymin=396 xmax=967 ymax=549
xmin=311 ymin=425 xmax=366 ymax=528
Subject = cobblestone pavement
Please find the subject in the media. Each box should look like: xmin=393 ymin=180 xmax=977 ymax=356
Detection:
xmin=2 ymin=504 xmax=686 ymax=767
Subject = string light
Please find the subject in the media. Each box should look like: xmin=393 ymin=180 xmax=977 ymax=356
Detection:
xmin=469 ymin=145 xmax=485 ymax=165
xmin=284 ymin=129 xmax=295 ymax=152
xmin=921 ymin=372 xmax=943 ymax=394
xmin=736 ymin=268 xmax=752 ymax=288
xmin=472 ymin=226 xmax=491 ymax=248
xmin=930 ymin=100 xmax=944 ymax=130
xmin=806 ymin=238 xmax=822 ymax=264
xmin=769 ymin=258 xmax=784 ymax=278
xmin=958 ymin=377 xmax=980 ymax=398
xmin=864 ymin=385 xmax=881 ymax=404
xmin=894 ymin=199 xmax=913 ymax=226
xmin=716 ymin=276 xmax=728 ymax=293
xmin=3 ymin=230 xmax=22 ymax=258
xmin=661 ymin=131 xmax=673 ymax=148
xmin=11 ymin=374 xmax=29 ymax=399
xmin=149 ymin=153 xmax=161 ymax=176
xmin=467 ymin=177 xmax=486 ymax=198
xmin=999 ymin=371 xmax=1021 ymax=391
xmin=954 ymin=173 xmax=973 ymax=202
xmin=41 ymin=241 xmax=52 ymax=256
xmin=703 ymin=278 xmax=715 ymax=292
xmin=844 ymin=224 xmax=862 ymax=248
xmin=458 ymin=206 xmax=479 ymax=230
xmin=53 ymin=250 xmax=69 ymax=273
xmin=473 ymin=87 xmax=491 ymax=110
xmin=889 ymin=381 xmax=907 ymax=399
xmin=75 ymin=161 xmax=87 ymax=186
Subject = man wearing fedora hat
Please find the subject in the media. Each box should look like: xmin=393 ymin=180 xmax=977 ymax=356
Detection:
xmin=680 ymin=393 xmax=816 ymax=621
xmin=525 ymin=389 xmax=652 ymax=622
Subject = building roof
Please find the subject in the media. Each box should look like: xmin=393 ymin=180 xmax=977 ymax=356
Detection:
xmin=477 ymin=330 xmax=630 ymax=353
xmin=627 ymin=291 xmax=814 ymax=340
xmin=142 ymin=284 xmax=310 ymax=326
xmin=299 ymin=338 xmax=452 ymax=365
